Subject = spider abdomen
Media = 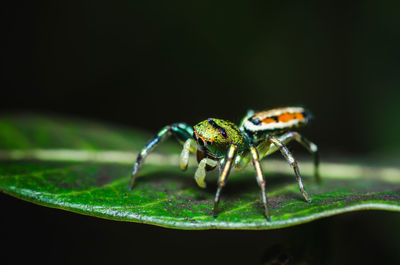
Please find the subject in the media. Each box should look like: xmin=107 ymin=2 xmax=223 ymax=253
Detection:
xmin=243 ymin=107 xmax=311 ymax=139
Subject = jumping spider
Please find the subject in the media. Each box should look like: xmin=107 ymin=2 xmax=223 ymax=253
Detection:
xmin=129 ymin=107 xmax=320 ymax=220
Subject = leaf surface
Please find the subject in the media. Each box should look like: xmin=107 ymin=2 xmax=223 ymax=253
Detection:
xmin=0 ymin=114 xmax=399 ymax=229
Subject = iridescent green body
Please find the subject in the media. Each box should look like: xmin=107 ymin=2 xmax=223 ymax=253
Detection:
xmin=129 ymin=107 xmax=320 ymax=221
xmin=193 ymin=118 xmax=248 ymax=158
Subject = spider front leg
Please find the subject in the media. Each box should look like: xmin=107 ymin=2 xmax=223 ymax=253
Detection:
xmin=268 ymin=136 xmax=312 ymax=203
xmin=213 ymin=144 xmax=238 ymax=217
xmin=129 ymin=123 xmax=193 ymax=189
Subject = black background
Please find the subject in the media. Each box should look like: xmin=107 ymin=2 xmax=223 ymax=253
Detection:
xmin=2 ymin=0 xmax=400 ymax=154
xmin=2 ymin=1 xmax=400 ymax=264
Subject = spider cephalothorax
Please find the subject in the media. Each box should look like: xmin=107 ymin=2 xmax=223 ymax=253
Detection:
xmin=193 ymin=118 xmax=248 ymax=158
xmin=129 ymin=107 xmax=320 ymax=220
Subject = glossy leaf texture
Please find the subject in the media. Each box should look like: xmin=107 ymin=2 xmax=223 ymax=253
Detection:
xmin=0 ymin=114 xmax=399 ymax=229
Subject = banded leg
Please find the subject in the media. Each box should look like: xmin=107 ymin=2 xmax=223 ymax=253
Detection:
xmin=129 ymin=123 xmax=193 ymax=189
xmin=256 ymin=132 xmax=320 ymax=183
xmin=278 ymin=132 xmax=320 ymax=183
xmin=194 ymin=158 xmax=218 ymax=188
xmin=250 ymin=145 xmax=270 ymax=221
xmin=268 ymin=136 xmax=311 ymax=203
xmin=213 ymin=144 xmax=238 ymax=217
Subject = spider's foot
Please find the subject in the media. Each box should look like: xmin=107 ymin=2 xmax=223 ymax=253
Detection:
xmin=300 ymin=189 xmax=311 ymax=203
xmin=307 ymin=198 xmax=312 ymax=203
xmin=264 ymin=209 xmax=271 ymax=221
xmin=212 ymin=201 xmax=219 ymax=218
xmin=129 ymin=164 xmax=140 ymax=189
xmin=128 ymin=179 xmax=135 ymax=190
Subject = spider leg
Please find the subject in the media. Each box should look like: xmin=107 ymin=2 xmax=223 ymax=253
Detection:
xmin=239 ymin=109 xmax=255 ymax=128
xmin=213 ymin=144 xmax=238 ymax=217
xmin=232 ymin=148 xmax=252 ymax=170
xmin=256 ymin=132 xmax=320 ymax=183
xmin=268 ymin=136 xmax=312 ymax=203
xmin=194 ymin=158 xmax=218 ymax=188
xmin=279 ymin=132 xmax=320 ymax=183
xmin=129 ymin=123 xmax=193 ymax=189
xmin=249 ymin=145 xmax=270 ymax=221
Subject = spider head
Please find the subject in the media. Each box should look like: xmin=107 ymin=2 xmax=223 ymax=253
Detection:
xmin=193 ymin=118 xmax=248 ymax=158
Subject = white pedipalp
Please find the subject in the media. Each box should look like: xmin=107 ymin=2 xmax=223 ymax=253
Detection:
xmin=180 ymin=138 xmax=197 ymax=171
xmin=194 ymin=158 xmax=218 ymax=188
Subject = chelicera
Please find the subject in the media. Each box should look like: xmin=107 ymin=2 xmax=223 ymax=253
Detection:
xmin=129 ymin=107 xmax=320 ymax=220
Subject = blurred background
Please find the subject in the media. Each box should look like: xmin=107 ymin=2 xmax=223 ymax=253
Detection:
xmin=2 ymin=1 xmax=400 ymax=264
xmin=2 ymin=0 xmax=400 ymax=156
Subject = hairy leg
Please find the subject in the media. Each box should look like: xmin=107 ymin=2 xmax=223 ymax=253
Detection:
xmin=256 ymin=132 xmax=320 ymax=183
xmin=249 ymin=145 xmax=270 ymax=220
xmin=213 ymin=144 xmax=238 ymax=217
xmin=268 ymin=136 xmax=311 ymax=202
xmin=278 ymin=131 xmax=320 ymax=182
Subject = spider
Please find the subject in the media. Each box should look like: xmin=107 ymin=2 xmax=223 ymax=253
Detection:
xmin=129 ymin=107 xmax=320 ymax=220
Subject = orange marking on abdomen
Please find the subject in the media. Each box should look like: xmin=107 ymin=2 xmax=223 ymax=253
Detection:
xmin=261 ymin=118 xmax=277 ymax=124
xmin=278 ymin=112 xmax=304 ymax=122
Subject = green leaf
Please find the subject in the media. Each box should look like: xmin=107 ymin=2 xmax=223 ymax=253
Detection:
xmin=0 ymin=114 xmax=399 ymax=230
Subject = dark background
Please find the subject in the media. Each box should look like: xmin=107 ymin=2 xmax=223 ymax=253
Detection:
xmin=2 ymin=0 xmax=400 ymax=155
xmin=2 ymin=1 xmax=400 ymax=264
